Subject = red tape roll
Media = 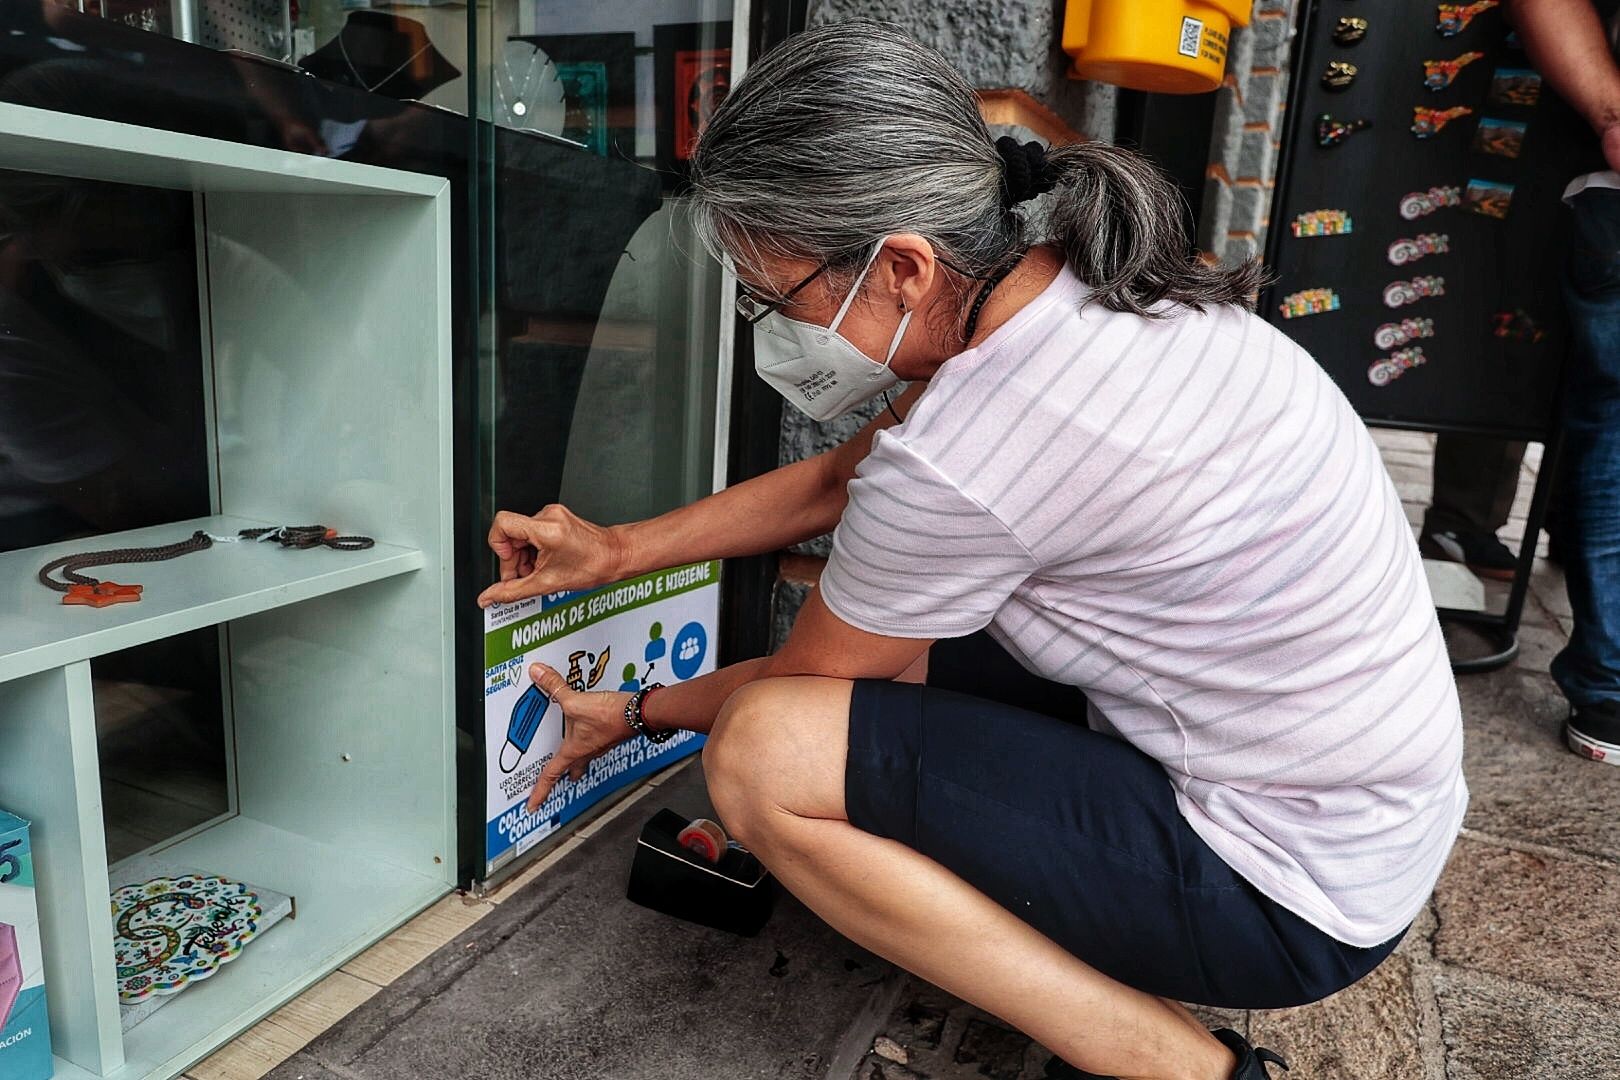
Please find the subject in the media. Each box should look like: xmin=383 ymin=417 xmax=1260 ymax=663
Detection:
xmin=676 ymin=818 xmax=728 ymax=864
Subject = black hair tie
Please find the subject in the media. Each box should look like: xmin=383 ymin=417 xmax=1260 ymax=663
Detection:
xmin=996 ymin=135 xmax=1057 ymax=207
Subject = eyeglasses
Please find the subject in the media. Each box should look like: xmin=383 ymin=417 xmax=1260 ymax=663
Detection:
xmin=732 ymin=250 xmax=983 ymax=324
xmin=734 ymin=262 xmax=829 ymax=324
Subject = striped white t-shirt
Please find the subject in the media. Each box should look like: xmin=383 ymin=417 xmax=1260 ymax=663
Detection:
xmin=819 ymin=264 xmax=1466 ymax=948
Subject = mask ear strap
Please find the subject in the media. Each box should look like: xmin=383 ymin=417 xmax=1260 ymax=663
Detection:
xmin=882 ymin=309 xmax=914 ymax=366
xmin=828 ymin=240 xmax=887 ymax=333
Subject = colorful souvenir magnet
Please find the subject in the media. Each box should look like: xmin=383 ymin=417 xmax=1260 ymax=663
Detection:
xmin=1491 ymin=309 xmax=1546 ymax=342
xmin=1423 ymin=51 xmax=1485 ymax=91
xmin=1463 ymin=177 xmax=1514 ymax=219
xmin=1412 ymin=105 xmax=1473 ymax=138
xmin=1334 ymin=17 xmax=1369 ymax=45
xmin=1383 ymin=275 xmax=1445 ymax=308
xmin=1388 ymin=233 xmax=1450 ymax=265
xmin=1317 ymin=112 xmax=1372 ymax=147
xmin=1321 ymin=60 xmax=1358 ymax=91
xmin=113 ymin=875 xmax=264 ymax=1003
xmin=1400 ymin=185 xmax=1461 ymax=219
xmin=1279 ymin=288 xmax=1341 ymax=319
xmin=1487 ymin=67 xmax=1541 ymax=107
xmin=1473 ymin=117 xmax=1528 ymax=158
xmin=1369 ymin=347 xmax=1428 ymax=387
xmin=1374 ymin=317 xmax=1436 ymax=350
xmin=1292 ymin=209 xmax=1353 ymax=237
xmin=1436 ymin=1 xmax=1498 ymax=37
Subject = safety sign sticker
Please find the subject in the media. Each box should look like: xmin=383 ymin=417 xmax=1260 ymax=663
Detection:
xmin=481 ymin=561 xmax=720 ymax=875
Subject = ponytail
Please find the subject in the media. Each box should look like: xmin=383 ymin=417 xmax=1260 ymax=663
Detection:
xmin=1041 ymin=140 xmax=1265 ymax=317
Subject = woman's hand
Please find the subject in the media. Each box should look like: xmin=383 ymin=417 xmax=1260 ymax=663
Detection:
xmin=525 ymin=662 xmax=637 ymax=813
xmin=478 ymin=504 xmax=628 ymax=608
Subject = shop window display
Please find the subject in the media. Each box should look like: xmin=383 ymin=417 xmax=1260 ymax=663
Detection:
xmin=1 ymin=0 xmax=736 ymax=906
xmin=0 ymin=168 xmax=229 ymax=866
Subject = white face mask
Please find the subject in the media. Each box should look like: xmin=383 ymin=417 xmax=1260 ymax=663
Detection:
xmin=753 ymin=243 xmax=912 ymax=422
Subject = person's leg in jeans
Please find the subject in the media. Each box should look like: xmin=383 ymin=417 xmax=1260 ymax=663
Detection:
xmin=1555 ymin=187 xmax=1620 ymax=761
xmin=1420 ymin=434 xmax=1527 ymax=581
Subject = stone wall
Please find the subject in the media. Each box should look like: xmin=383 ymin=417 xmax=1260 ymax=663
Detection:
xmin=806 ymin=0 xmax=1118 ymax=143
xmin=1199 ymin=0 xmax=1304 ymax=265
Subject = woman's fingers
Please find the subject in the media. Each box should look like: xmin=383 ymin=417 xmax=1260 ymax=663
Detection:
xmin=487 ymin=510 xmax=536 ymax=561
xmin=527 ymin=755 xmax=571 ymax=813
xmin=523 ymin=664 xmax=574 ymax=811
xmin=529 ymin=661 xmax=571 ymax=699
xmin=478 ymin=510 xmax=574 ymax=608
xmin=478 ymin=575 xmax=531 ymax=608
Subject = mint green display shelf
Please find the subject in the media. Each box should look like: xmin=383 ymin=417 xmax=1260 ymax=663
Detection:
xmin=1 ymin=516 xmax=425 ymax=684
xmin=0 ymin=103 xmax=457 ymax=1080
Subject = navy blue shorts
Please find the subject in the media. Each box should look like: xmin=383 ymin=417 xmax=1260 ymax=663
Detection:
xmin=844 ymin=632 xmax=1406 ymax=1009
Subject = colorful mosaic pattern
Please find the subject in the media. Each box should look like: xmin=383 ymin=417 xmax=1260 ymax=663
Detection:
xmin=1388 ymin=233 xmax=1450 ymax=265
xmin=112 ymin=875 xmax=263 ymax=1003
xmin=1411 ymin=105 xmax=1473 ymax=138
xmin=1422 ymin=50 xmax=1484 ymax=90
xmin=1374 ymin=317 xmax=1436 ymax=351
xmin=1279 ymin=288 xmax=1341 ymax=319
xmin=1383 ymin=276 xmax=1446 ymax=308
xmin=1369 ymin=347 xmax=1428 ymax=386
xmin=1435 ymin=0 xmax=1498 ymax=37
xmin=1292 ymin=209 xmax=1353 ymax=237
xmin=1399 ymin=186 xmax=1461 ymax=220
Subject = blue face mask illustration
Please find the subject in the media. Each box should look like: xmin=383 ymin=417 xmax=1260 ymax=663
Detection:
xmin=500 ymin=683 xmax=555 ymax=773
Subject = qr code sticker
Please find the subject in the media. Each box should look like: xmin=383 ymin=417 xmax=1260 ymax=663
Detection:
xmin=1179 ymin=16 xmax=1203 ymax=58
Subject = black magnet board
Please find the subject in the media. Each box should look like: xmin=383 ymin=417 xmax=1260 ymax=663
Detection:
xmin=1262 ymin=0 xmax=1593 ymax=440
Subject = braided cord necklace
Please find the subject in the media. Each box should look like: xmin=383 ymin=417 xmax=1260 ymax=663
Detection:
xmin=961 ymin=254 xmax=1024 ymax=346
xmin=38 ymin=525 xmax=376 ymax=607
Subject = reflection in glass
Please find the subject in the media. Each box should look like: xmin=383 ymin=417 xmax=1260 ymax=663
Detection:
xmin=481 ymin=2 xmax=734 ymax=537
xmin=297 ymin=10 xmax=462 ymax=101
xmin=0 ymin=168 xmax=226 ymax=861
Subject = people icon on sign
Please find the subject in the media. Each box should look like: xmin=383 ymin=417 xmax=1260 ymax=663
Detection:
xmin=670 ymin=621 xmax=708 ymax=681
xmin=646 ymin=621 xmax=667 ymax=664
xmin=620 ymin=662 xmax=642 ymax=693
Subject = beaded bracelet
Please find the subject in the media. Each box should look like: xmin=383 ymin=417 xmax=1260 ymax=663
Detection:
xmin=624 ymin=683 xmax=674 ymax=743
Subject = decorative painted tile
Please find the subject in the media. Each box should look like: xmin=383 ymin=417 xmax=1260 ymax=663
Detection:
xmin=113 ymin=875 xmax=263 ymax=1004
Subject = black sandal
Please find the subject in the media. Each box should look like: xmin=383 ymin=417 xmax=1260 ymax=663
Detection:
xmin=1044 ymin=1027 xmax=1288 ymax=1080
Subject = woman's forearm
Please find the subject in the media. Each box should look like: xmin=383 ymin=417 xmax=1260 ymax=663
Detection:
xmin=614 ymin=453 xmax=845 ymax=577
xmin=610 ymin=385 xmax=921 ymax=580
xmin=641 ymin=656 xmax=773 ymax=735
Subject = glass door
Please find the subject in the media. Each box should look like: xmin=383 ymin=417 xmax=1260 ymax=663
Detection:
xmin=471 ymin=0 xmax=737 ymax=879
xmin=476 ymin=0 xmax=734 ymax=528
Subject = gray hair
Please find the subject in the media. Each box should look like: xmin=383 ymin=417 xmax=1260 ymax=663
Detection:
xmin=689 ymin=21 xmax=1262 ymax=322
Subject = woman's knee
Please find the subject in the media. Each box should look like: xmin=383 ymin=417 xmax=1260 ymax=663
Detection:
xmin=702 ymin=675 xmax=853 ymax=841
xmin=704 ymin=679 xmax=793 ymax=831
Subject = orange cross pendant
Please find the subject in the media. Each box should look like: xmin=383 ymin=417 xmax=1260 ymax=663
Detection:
xmin=62 ymin=582 xmax=144 ymax=607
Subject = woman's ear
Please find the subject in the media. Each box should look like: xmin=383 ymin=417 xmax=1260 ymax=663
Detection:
xmin=876 ymin=233 xmax=937 ymax=311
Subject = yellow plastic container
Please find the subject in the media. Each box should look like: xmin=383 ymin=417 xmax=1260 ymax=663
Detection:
xmin=1063 ymin=0 xmax=1254 ymax=94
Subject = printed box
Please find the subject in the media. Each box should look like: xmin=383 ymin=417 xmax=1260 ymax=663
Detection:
xmin=0 ymin=811 xmax=53 ymax=1079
